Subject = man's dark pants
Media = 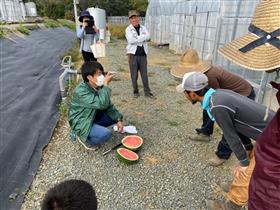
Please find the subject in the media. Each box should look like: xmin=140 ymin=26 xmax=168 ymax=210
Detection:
xmin=197 ymin=88 xmax=256 ymax=159
xmin=128 ymin=54 xmax=151 ymax=94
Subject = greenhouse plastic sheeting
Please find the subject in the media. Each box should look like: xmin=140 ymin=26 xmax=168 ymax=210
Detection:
xmin=0 ymin=0 xmax=26 ymax=22
xmin=0 ymin=27 xmax=75 ymax=210
xmin=145 ymin=0 xmax=265 ymax=86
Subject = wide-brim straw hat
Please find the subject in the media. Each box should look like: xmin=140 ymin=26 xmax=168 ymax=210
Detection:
xmin=170 ymin=49 xmax=211 ymax=79
xmin=219 ymin=0 xmax=280 ymax=71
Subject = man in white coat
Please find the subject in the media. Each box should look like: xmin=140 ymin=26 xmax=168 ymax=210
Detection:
xmin=125 ymin=10 xmax=154 ymax=98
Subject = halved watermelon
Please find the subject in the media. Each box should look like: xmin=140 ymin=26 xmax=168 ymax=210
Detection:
xmin=116 ymin=148 xmax=139 ymax=164
xmin=122 ymin=135 xmax=143 ymax=151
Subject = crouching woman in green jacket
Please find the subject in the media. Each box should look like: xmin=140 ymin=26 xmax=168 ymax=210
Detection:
xmin=68 ymin=61 xmax=124 ymax=148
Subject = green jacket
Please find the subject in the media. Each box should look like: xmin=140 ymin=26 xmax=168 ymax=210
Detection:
xmin=68 ymin=82 xmax=123 ymax=142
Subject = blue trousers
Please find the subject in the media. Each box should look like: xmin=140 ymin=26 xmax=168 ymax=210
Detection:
xmin=86 ymin=112 xmax=116 ymax=145
xmin=197 ymin=88 xmax=256 ymax=159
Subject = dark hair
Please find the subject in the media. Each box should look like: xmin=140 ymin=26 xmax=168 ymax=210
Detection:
xmin=185 ymin=86 xmax=210 ymax=96
xmin=195 ymin=86 xmax=210 ymax=96
xmin=81 ymin=61 xmax=104 ymax=82
xmin=41 ymin=179 xmax=97 ymax=210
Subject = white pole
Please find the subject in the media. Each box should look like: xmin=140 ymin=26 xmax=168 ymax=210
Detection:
xmin=73 ymin=0 xmax=79 ymax=31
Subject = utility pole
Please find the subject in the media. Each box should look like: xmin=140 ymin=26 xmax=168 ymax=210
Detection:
xmin=73 ymin=0 xmax=79 ymax=31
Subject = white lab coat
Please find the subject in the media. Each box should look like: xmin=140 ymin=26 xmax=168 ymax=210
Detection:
xmin=125 ymin=24 xmax=150 ymax=55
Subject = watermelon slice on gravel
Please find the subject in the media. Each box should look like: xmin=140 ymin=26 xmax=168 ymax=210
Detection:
xmin=116 ymin=148 xmax=139 ymax=164
xmin=122 ymin=135 xmax=143 ymax=151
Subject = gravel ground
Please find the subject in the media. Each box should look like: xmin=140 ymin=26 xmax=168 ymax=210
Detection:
xmin=22 ymin=39 xmax=238 ymax=210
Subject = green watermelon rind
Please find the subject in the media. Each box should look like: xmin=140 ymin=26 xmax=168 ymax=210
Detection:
xmin=122 ymin=135 xmax=143 ymax=152
xmin=116 ymin=148 xmax=139 ymax=164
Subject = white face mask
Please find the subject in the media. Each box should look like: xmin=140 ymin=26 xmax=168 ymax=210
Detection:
xmin=96 ymin=74 xmax=105 ymax=87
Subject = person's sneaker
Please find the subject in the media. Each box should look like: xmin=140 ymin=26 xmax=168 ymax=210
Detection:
xmin=195 ymin=128 xmax=204 ymax=134
xmin=145 ymin=92 xmax=156 ymax=99
xmin=189 ymin=133 xmax=211 ymax=142
xmin=208 ymin=155 xmax=226 ymax=166
xmin=206 ymin=200 xmax=242 ymax=210
xmin=133 ymin=92 xmax=140 ymax=98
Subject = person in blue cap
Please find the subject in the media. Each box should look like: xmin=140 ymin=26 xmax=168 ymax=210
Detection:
xmin=77 ymin=11 xmax=99 ymax=62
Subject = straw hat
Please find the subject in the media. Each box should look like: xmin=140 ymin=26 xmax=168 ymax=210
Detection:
xmin=170 ymin=49 xmax=211 ymax=79
xmin=219 ymin=0 xmax=280 ymax=71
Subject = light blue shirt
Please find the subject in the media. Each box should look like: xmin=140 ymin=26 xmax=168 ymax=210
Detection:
xmin=201 ymin=88 xmax=216 ymax=121
xmin=77 ymin=26 xmax=99 ymax=53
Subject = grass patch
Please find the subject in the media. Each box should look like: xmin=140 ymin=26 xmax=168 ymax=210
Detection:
xmin=166 ymin=120 xmax=179 ymax=127
xmin=108 ymin=24 xmax=127 ymax=39
xmin=57 ymin=19 xmax=76 ymax=31
xmin=44 ymin=18 xmax=60 ymax=28
xmin=17 ymin=23 xmax=30 ymax=35
xmin=59 ymin=78 xmax=80 ymax=118
xmin=0 ymin=28 xmax=5 ymax=38
xmin=60 ymin=40 xmax=81 ymax=65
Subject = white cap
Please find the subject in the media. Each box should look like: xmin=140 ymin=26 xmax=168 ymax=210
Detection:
xmin=176 ymin=72 xmax=208 ymax=93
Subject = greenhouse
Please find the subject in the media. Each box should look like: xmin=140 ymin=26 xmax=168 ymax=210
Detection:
xmin=145 ymin=0 xmax=277 ymax=106
xmin=0 ymin=0 xmax=37 ymax=22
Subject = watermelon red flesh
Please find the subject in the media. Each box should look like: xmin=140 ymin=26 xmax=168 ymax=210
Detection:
xmin=122 ymin=136 xmax=143 ymax=149
xmin=117 ymin=148 xmax=138 ymax=161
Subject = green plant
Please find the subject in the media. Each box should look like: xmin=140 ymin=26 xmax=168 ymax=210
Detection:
xmin=44 ymin=18 xmax=60 ymax=28
xmin=58 ymin=40 xmax=83 ymax=118
xmin=57 ymin=19 xmax=76 ymax=31
xmin=59 ymin=100 xmax=69 ymax=117
xmin=60 ymin=40 xmax=81 ymax=65
xmin=108 ymin=24 xmax=127 ymax=39
xmin=59 ymin=77 xmax=80 ymax=118
xmin=17 ymin=24 xmax=30 ymax=35
xmin=0 ymin=29 xmax=5 ymax=38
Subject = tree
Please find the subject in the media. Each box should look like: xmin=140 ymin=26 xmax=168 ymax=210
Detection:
xmin=94 ymin=0 xmax=132 ymax=16
xmin=129 ymin=0 xmax=148 ymax=16
xmin=27 ymin=0 xmax=149 ymax=19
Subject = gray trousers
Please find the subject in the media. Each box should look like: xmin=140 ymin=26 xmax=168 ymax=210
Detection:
xmin=128 ymin=54 xmax=151 ymax=94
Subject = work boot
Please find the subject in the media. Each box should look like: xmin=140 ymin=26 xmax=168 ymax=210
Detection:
xmin=133 ymin=92 xmax=140 ymax=98
xmin=145 ymin=92 xmax=156 ymax=99
xmin=206 ymin=200 xmax=242 ymax=210
xmin=189 ymin=133 xmax=211 ymax=142
xmin=208 ymin=154 xmax=226 ymax=166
